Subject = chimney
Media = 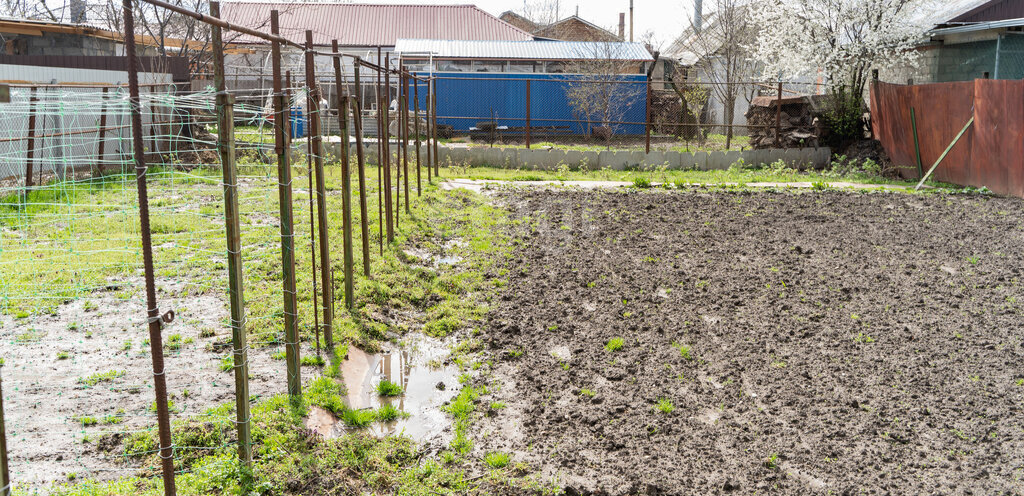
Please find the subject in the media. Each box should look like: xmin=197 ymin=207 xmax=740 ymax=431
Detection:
xmin=69 ymin=0 xmax=87 ymax=24
xmin=629 ymin=0 xmax=634 ymax=42
xmin=694 ymin=0 xmax=703 ymax=33
xmin=618 ymin=13 xmax=625 ymax=40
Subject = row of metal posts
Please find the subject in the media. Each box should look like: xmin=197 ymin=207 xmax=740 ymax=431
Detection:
xmin=111 ymin=1 xmax=443 ymax=494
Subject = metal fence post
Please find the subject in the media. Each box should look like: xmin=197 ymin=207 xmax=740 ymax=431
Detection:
xmin=645 ymin=78 xmax=652 ymax=153
xmin=352 ymin=58 xmax=371 ymax=277
xmin=413 ymin=75 xmax=422 ymax=195
xmin=25 ymin=87 xmax=37 ymax=188
xmin=432 ymin=77 xmax=439 ymax=177
xmin=0 ymin=365 xmax=10 ymax=496
xmin=95 ymin=87 xmax=109 ymax=177
xmin=332 ymin=40 xmax=354 ymax=311
xmin=122 ymin=1 xmax=176 ymax=494
xmin=775 ymin=81 xmax=782 ymax=148
xmin=383 ymin=55 xmax=394 ymax=243
xmin=401 ymin=68 xmax=410 ymax=214
xmin=425 ymin=76 xmax=432 ymax=183
xmin=305 ymin=30 xmax=334 ymax=350
xmin=271 ymin=10 xmax=302 ymax=399
xmin=209 ymin=0 xmax=252 ymax=469
xmin=525 ymin=79 xmax=531 ymax=149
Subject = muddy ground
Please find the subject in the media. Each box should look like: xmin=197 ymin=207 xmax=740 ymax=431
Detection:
xmin=0 ymin=281 xmax=316 ymax=489
xmin=477 ymin=189 xmax=1024 ymax=494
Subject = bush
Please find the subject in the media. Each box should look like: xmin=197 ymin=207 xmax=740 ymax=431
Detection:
xmin=821 ymin=86 xmax=865 ymax=148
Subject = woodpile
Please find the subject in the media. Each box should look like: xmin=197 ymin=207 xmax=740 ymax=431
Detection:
xmin=745 ymin=94 xmax=825 ymax=149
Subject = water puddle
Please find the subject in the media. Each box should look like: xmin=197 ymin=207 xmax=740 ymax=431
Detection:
xmin=305 ymin=334 xmax=459 ymax=442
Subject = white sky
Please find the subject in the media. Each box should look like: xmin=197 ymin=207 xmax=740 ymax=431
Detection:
xmin=37 ymin=0 xmax=696 ymax=49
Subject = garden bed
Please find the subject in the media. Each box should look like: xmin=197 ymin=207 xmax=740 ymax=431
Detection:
xmin=477 ymin=188 xmax=1024 ymax=494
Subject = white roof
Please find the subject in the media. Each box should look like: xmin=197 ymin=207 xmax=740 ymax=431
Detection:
xmin=394 ymin=39 xmax=654 ymax=61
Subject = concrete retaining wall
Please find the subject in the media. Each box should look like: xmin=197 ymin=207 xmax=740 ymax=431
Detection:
xmin=435 ymin=146 xmax=831 ymax=171
xmin=299 ymin=142 xmax=832 ymax=172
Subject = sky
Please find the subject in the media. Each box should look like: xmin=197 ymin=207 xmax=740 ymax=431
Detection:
xmin=468 ymin=0 xmax=694 ymax=49
xmin=33 ymin=0 xmax=696 ymax=49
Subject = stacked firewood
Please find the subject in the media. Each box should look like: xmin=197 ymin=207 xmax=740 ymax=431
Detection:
xmin=745 ymin=94 xmax=823 ymax=149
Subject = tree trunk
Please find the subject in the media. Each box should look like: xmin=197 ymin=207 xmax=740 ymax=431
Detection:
xmin=724 ymin=95 xmax=736 ymax=149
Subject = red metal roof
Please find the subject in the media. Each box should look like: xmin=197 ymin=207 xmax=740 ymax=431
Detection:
xmin=220 ymin=2 xmax=535 ymax=47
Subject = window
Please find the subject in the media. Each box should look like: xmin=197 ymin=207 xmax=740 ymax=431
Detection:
xmin=473 ymin=61 xmax=506 ymax=72
xmin=509 ymin=62 xmax=537 ymax=73
xmin=437 ymin=60 xmax=472 ymax=72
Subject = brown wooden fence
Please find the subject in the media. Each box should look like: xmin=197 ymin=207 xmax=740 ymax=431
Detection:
xmin=870 ymin=79 xmax=1024 ymax=197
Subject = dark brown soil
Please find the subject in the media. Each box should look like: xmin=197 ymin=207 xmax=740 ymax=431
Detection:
xmin=477 ymin=189 xmax=1024 ymax=495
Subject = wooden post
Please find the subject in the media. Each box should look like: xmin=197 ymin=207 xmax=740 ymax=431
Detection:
xmin=525 ymin=79 xmax=531 ymax=149
xmin=353 ymin=58 xmax=371 ymax=277
xmin=95 ymin=87 xmax=109 ymax=177
xmin=0 ymin=365 xmax=10 ymax=496
xmin=271 ymin=10 xmax=301 ymax=399
xmin=775 ymin=81 xmax=783 ymax=148
xmin=915 ymin=117 xmax=974 ymax=191
xmin=306 ymin=30 xmax=334 ymax=350
xmin=209 ymin=1 xmax=252 ymax=468
xmin=25 ymin=87 xmax=37 ymax=188
xmin=413 ymin=75 xmax=422 ymax=195
xmin=644 ymin=78 xmax=651 ymax=153
xmin=332 ymin=40 xmax=354 ymax=310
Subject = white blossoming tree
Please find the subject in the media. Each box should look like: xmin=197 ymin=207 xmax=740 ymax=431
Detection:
xmin=749 ymin=0 xmax=934 ymax=143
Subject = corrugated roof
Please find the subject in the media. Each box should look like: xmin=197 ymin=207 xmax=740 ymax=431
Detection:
xmin=394 ymin=39 xmax=654 ymax=61
xmin=219 ymin=2 xmax=534 ymax=46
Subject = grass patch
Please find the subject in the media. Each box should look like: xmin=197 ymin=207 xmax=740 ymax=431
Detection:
xmin=77 ymin=370 xmax=125 ymax=386
xmin=604 ymin=337 xmax=624 ymax=352
xmin=483 ymin=451 xmax=511 ymax=469
xmin=655 ymin=398 xmax=674 ymax=414
xmin=375 ymin=379 xmax=404 ymax=397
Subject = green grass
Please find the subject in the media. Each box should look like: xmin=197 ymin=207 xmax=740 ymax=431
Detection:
xmin=671 ymin=341 xmax=692 ymax=360
xmin=77 ymin=370 xmax=125 ymax=386
xmin=375 ymin=379 xmax=404 ymax=397
xmin=604 ymin=337 xmax=624 ymax=352
xmin=483 ymin=451 xmax=511 ymax=469
xmin=5 ymin=160 xmax=562 ymax=495
xmin=655 ymin=398 xmax=674 ymax=414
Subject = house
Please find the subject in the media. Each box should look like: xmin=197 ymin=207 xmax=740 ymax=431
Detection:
xmin=0 ymin=17 xmax=191 ymax=85
xmin=918 ymin=0 xmax=1024 ymax=82
xmin=395 ymin=39 xmax=653 ymax=137
xmin=219 ymin=2 xmax=535 ymax=92
xmin=499 ymin=11 xmax=624 ymax=42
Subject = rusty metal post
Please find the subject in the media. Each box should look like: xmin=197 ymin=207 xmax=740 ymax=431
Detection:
xmin=394 ymin=67 xmax=401 ymax=228
xmin=413 ymin=75 xmax=421 ymax=195
xmin=0 ymin=365 xmax=10 ymax=496
xmin=305 ymin=30 xmax=334 ymax=350
xmin=332 ymin=40 xmax=354 ymax=311
xmin=122 ymin=1 xmax=176 ymax=494
xmin=425 ymin=75 xmax=432 ymax=183
xmin=271 ymin=10 xmax=301 ymax=399
xmin=376 ymin=48 xmax=384 ymax=255
xmin=525 ymin=80 xmax=531 ymax=149
xmin=95 ymin=87 xmax=109 ymax=177
xmin=209 ymin=0 xmax=252 ymax=468
xmin=432 ymin=77 xmax=439 ymax=176
xmin=775 ymin=81 xmax=782 ymax=148
xmin=353 ymin=58 xmax=371 ymax=277
xmin=401 ymin=68 xmax=409 ymax=214
xmin=25 ymin=87 xmax=37 ymax=188
xmin=383 ymin=55 xmax=394 ymax=242
xmin=293 ymin=69 xmax=320 ymax=356
xmin=645 ymin=78 xmax=652 ymax=153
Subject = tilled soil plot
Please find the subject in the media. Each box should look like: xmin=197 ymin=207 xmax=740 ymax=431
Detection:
xmin=478 ymin=189 xmax=1024 ymax=495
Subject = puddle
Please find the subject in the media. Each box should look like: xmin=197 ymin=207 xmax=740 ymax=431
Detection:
xmin=306 ymin=334 xmax=459 ymax=442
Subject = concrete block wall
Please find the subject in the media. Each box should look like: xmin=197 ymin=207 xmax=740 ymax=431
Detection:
xmin=295 ymin=142 xmax=832 ymax=174
xmin=435 ymin=146 xmax=832 ymax=172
